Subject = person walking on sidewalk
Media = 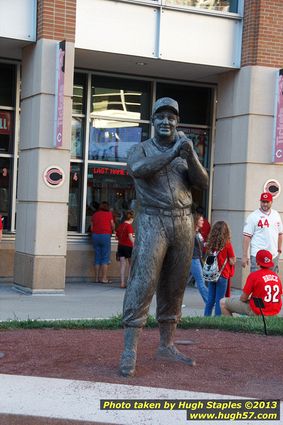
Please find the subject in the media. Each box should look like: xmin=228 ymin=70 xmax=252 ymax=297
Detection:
xmin=221 ymin=249 xmax=282 ymax=317
xmin=188 ymin=212 xmax=208 ymax=304
xmin=91 ymin=201 xmax=115 ymax=284
xmin=242 ymin=192 xmax=283 ymax=273
xmin=195 ymin=206 xmax=210 ymax=243
xmin=116 ymin=210 xmax=135 ymax=288
xmin=119 ymin=97 xmax=208 ymax=377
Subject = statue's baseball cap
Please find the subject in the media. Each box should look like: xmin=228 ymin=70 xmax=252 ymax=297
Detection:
xmin=260 ymin=192 xmax=273 ymax=202
xmin=256 ymin=249 xmax=274 ymax=268
xmin=152 ymin=97 xmax=179 ymax=116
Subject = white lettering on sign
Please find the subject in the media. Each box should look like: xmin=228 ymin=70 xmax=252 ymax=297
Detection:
xmin=0 ymin=118 xmax=7 ymax=129
xmin=54 ymin=40 xmax=66 ymax=148
xmin=273 ymin=70 xmax=283 ymax=162
xmin=0 ymin=112 xmax=11 ymax=135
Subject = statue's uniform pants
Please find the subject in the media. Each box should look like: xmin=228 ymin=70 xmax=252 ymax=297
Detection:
xmin=122 ymin=208 xmax=194 ymax=328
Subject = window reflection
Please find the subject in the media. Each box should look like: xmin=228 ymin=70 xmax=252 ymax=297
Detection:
xmin=89 ymin=77 xmax=150 ymax=163
xmin=178 ymin=127 xmax=209 ymax=168
xmin=71 ymin=117 xmax=84 ymax=159
xmin=72 ymin=74 xmax=86 ymax=115
xmin=157 ymin=83 xmax=211 ymax=125
xmin=89 ymin=121 xmax=149 ymax=161
xmin=0 ymin=158 xmax=12 ymax=230
xmin=68 ymin=164 xmax=82 ymax=231
xmin=91 ymin=76 xmax=150 ymax=120
xmin=164 ymin=0 xmax=237 ymax=13
xmin=93 ymin=89 xmax=142 ymax=118
xmin=87 ymin=164 xmax=135 ymax=229
xmin=0 ymin=111 xmax=14 ymax=154
xmin=72 ymin=73 xmax=86 ymax=160
xmin=0 ymin=64 xmax=16 ymax=106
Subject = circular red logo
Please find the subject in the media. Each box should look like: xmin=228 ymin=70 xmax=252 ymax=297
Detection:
xmin=43 ymin=166 xmax=65 ymax=188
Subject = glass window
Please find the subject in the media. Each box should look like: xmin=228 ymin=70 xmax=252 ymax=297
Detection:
xmin=91 ymin=75 xmax=151 ymax=121
xmin=0 ymin=62 xmax=17 ymax=232
xmin=0 ymin=110 xmax=14 ymax=154
xmin=88 ymin=121 xmax=149 ymax=161
xmin=163 ymin=0 xmax=238 ymax=13
xmin=156 ymin=83 xmax=212 ymax=125
xmin=72 ymin=73 xmax=86 ymax=160
xmin=178 ymin=127 xmax=210 ymax=168
xmin=72 ymin=73 xmax=86 ymax=115
xmin=69 ymin=71 xmax=213 ymax=234
xmin=89 ymin=76 xmax=151 ymax=162
xmin=87 ymin=164 xmax=135 ymax=227
xmin=71 ymin=117 xmax=84 ymax=159
xmin=0 ymin=158 xmax=12 ymax=230
xmin=68 ymin=164 xmax=83 ymax=232
xmin=0 ymin=64 xmax=16 ymax=106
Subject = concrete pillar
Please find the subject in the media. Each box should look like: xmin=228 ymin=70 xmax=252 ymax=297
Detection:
xmin=213 ymin=65 xmax=283 ymax=288
xmin=14 ymin=39 xmax=74 ymax=293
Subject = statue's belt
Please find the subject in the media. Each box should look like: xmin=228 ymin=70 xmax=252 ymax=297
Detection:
xmin=140 ymin=206 xmax=191 ymax=217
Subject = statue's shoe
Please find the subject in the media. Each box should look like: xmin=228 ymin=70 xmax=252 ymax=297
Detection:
xmin=119 ymin=350 xmax=137 ymax=377
xmin=156 ymin=345 xmax=196 ymax=366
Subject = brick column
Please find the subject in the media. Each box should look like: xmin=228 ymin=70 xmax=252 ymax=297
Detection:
xmin=242 ymin=0 xmax=283 ymax=67
xmin=14 ymin=0 xmax=76 ymax=293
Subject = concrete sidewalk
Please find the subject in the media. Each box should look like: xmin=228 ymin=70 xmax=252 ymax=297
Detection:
xmin=0 ymin=281 xmax=243 ymax=322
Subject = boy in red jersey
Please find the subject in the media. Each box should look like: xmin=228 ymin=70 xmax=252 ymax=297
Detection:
xmin=220 ymin=250 xmax=282 ymax=316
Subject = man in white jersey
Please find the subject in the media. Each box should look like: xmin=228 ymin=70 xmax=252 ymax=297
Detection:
xmin=242 ymin=192 xmax=283 ymax=272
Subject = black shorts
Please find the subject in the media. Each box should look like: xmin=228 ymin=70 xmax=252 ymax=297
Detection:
xmin=117 ymin=245 xmax=133 ymax=259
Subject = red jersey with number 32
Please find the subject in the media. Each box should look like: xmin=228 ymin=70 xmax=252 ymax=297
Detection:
xmin=243 ymin=268 xmax=282 ymax=316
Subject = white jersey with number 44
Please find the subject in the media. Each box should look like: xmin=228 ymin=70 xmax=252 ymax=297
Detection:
xmin=243 ymin=208 xmax=283 ymax=258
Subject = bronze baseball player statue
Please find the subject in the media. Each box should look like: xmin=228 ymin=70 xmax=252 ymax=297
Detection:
xmin=120 ymin=97 xmax=209 ymax=377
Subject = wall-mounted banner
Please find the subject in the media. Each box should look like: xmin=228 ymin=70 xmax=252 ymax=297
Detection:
xmin=43 ymin=166 xmax=65 ymax=188
xmin=54 ymin=40 xmax=66 ymax=148
xmin=0 ymin=111 xmax=11 ymax=135
xmin=273 ymin=69 xmax=283 ymax=162
xmin=263 ymin=179 xmax=281 ymax=199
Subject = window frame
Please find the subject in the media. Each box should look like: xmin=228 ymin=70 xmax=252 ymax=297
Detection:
xmin=0 ymin=61 xmax=20 ymax=234
xmin=70 ymin=70 xmax=215 ymax=236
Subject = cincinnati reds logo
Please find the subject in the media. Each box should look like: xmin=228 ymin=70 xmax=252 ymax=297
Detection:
xmin=43 ymin=166 xmax=65 ymax=188
xmin=263 ymin=179 xmax=281 ymax=199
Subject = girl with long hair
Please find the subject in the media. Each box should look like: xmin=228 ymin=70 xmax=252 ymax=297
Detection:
xmin=204 ymin=221 xmax=236 ymax=316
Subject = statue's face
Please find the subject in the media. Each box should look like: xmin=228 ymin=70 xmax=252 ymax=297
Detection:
xmin=153 ymin=109 xmax=178 ymax=139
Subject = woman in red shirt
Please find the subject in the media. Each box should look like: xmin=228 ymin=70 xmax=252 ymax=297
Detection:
xmin=116 ymin=211 xmax=134 ymax=288
xmin=204 ymin=221 xmax=236 ymax=316
xmin=91 ymin=202 xmax=115 ymax=284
